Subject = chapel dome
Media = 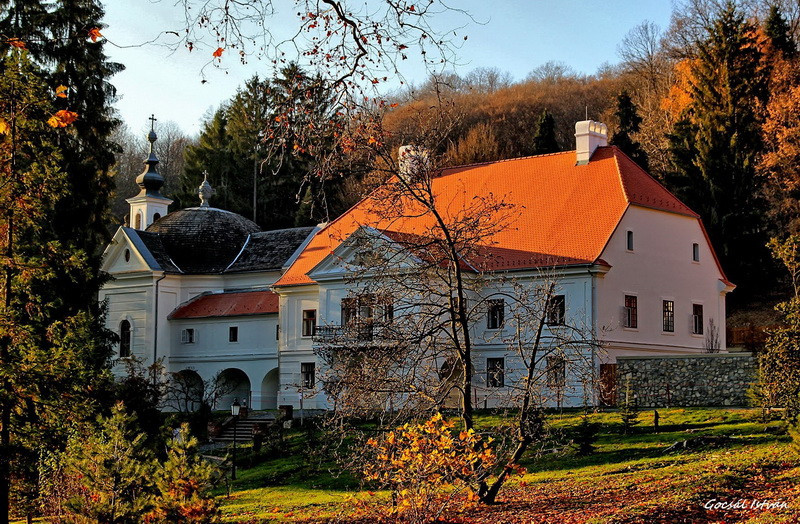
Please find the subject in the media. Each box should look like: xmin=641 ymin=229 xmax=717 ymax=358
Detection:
xmin=146 ymin=207 xmax=261 ymax=273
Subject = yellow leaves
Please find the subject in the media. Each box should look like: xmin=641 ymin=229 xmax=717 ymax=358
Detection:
xmin=55 ymin=85 xmax=68 ymax=98
xmin=0 ymin=119 xmax=8 ymax=135
xmin=88 ymin=28 xmax=103 ymax=42
xmin=47 ymin=110 xmax=78 ymax=128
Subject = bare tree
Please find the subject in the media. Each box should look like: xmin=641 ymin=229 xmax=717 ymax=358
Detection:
xmin=312 ymin=110 xmax=600 ymax=504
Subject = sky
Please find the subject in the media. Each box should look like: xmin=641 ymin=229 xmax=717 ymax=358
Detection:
xmin=102 ymin=0 xmax=674 ymax=136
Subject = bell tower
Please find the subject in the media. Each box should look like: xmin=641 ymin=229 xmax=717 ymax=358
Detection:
xmin=127 ymin=115 xmax=173 ymax=230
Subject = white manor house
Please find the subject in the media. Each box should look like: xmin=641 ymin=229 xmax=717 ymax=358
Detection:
xmin=100 ymin=120 xmax=734 ymax=411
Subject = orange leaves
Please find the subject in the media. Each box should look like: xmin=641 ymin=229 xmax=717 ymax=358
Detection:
xmin=7 ymin=38 xmax=26 ymax=49
xmin=212 ymin=47 xmax=224 ymax=58
xmin=55 ymin=85 xmax=68 ymax=98
xmin=88 ymin=27 xmax=103 ymax=42
xmin=662 ymin=59 xmax=698 ymax=120
xmin=362 ymin=413 xmax=497 ymax=519
xmin=47 ymin=110 xmax=78 ymax=128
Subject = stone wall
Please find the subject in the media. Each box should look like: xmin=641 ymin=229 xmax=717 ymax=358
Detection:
xmin=616 ymin=353 xmax=756 ymax=407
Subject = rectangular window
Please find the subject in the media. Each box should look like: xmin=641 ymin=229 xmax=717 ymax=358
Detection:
xmin=302 ymin=309 xmax=317 ymax=337
xmin=181 ymin=328 xmax=195 ymax=344
xmin=486 ymin=358 xmax=504 ymax=388
xmin=228 ymin=326 xmax=238 ymax=343
xmin=546 ymin=356 xmax=566 ymax=388
xmin=692 ymin=304 xmax=704 ymax=335
xmin=546 ymin=295 xmax=566 ymax=325
xmin=301 ymin=362 xmax=315 ymax=389
xmin=276 ymin=325 xmax=280 ymax=341
xmin=626 ymin=230 xmax=634 ymax=251
xmin=662 ymin=300 xmax=674 ymax=332
xmin=692 ymin=242 xmax=700 ymax=262
xmin=624 ymin=295 xmax=638 ymax=328
xmin=487 ymin=299 xmax=505 ymax=329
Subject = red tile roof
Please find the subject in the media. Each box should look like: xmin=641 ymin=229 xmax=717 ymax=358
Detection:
xmin=168 ymin=290 xmax=279 ymax=319
xmin=275 ymin=146 xmax=722 ymax=287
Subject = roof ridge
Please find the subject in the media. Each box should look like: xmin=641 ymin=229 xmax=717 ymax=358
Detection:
xmin=440 ymin=149 xmax=575 ymax=174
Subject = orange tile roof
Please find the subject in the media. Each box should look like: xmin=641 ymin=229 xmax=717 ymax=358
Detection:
xmin=274 ymin=147 xmax=712 ymax=287
xmin=168 ymin=290 xmax=279 ymax=319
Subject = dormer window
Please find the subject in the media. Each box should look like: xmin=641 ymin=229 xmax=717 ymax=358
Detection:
xmin=124 ymin=249 xmax=131 ymax=262
xmin=626 ymin=230 xmax=634 ymax=251
xmin=692 ymin=242 xmax=700 ymax=262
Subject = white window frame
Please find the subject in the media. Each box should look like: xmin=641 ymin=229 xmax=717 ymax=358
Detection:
xmin=181 ymin=328 xmax=196 ymax=344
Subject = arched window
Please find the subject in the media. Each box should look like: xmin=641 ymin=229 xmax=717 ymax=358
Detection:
xmin=135 ymin=211 xmax=143 ymax=230
xmin=152 ymin=212 xmax=161 ymax=222
xmin=119 ymin=320 xmax=131 ymax=358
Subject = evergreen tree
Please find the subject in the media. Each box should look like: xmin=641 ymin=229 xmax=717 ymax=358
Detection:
xmin=64 ymin=404 xmax=155 ymax=523
xmin=609 ymin=91 xmax=649 ymax=171
xmin=146 ymin=424 xmax=220 ymax=523
xmin=0 ymin=50 xmax=113 ymax=522
xmin=531 ymin=109 xmax=559 ymax=155
xmin=180 ymin=64 xmax=343 ymax=229
xmin=765 ymin=5 xmax=796 ymax=59
xmin=665 ymin=5 xmax=770 ymax=300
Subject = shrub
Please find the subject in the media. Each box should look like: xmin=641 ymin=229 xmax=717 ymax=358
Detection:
xmin=362 ymin=413 xmax=496 ymax=523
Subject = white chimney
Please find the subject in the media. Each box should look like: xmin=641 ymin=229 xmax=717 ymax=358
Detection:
xmin=575 ymin=120 xmax=608 ymax=165
xmin=398 ymin=145 xmax=430 ymax=182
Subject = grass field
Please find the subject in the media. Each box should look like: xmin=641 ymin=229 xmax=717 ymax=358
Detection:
xmin=216 ymin=408 xmax=800 ymax=523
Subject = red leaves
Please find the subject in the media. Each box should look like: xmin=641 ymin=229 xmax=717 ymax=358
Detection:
xmin=88 ymin=28 xmax=102 ymax=42
xmin=212 ymin=47 xmax=224 ymax=58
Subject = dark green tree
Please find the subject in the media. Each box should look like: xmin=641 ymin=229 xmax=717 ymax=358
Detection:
xmin=609 ymin=91 xmax=649 ymax=171
xmin=531 ymin=109 xmax=560 ymax=155
xmin=0 ymin=51 xmax=113 ymax=523
xmin=666 ymin=4 xmax=770 ymax=300
xmin=765 ymin=5 xmax=796 ymax=59
xmin=180 ymin=64 xmax=345 ymax=229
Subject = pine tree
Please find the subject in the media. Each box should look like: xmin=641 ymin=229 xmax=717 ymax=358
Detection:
xmin=531 ymin=109 xmax=559 ymax=155
xmin=765 ymin=5 xmax=796 ymax=59
xmin=146 ymin=424 xmax=220 ymax=523
xmin=64 ymin=403 xmax=155 ymax=523
xmin=665 ymin=5 xmax=770 ymax=299
xmin=610 ymin=91 xmax=649 ymax=171
xmin=0 ymin=50 xmax=114 ymax=523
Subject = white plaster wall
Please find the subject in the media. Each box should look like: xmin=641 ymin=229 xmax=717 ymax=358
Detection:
xmin=277 ymin=270 xmax=597 ymax=409
xmin=596 ymin=205 xmax=729 ymax=362
xmin=169 ymin=315 xmax=278 ymax=409
xmin=278 ymin=287 xmax=324 ymax=409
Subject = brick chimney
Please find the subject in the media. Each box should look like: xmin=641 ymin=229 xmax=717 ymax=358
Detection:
xmin=575 ymin=120 xmax=608 ymax=165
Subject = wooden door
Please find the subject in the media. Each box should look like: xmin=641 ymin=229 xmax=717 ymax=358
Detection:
xmin=599 ymin=364 xmax=618 ymax=407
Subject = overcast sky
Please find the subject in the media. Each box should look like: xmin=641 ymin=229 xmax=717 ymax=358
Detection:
xmin=102 ymin=0 xmax=674 ymax=136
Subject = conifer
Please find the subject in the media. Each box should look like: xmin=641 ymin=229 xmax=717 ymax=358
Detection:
xmin=531 ymin=109 xmax=560 ymax=155
xmin=609 ymin=91 xmax=648 ymax=170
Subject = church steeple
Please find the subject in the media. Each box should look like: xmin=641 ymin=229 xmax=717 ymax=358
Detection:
xmin=135 ymin=114 xmax=166 ymax=198
xmin=127 ymin=115 xmax=173 ymax=230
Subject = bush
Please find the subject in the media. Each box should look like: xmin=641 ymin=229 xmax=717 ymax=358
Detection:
xmin=361 ymin=413 xmax=496 ymax=523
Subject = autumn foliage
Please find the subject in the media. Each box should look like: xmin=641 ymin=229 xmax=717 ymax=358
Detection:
xmin=361 ymin=413 xmax=496 ymax=522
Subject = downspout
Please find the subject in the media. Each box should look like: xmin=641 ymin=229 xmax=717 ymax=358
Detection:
xmin=153 ymin=272 xmax=167 ymax=385
xmin=589 ymin=267 xmax=598 ymax=406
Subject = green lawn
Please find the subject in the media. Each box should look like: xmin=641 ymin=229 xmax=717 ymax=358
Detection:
xmin=216 ymin=408 xmax=800 ymax=523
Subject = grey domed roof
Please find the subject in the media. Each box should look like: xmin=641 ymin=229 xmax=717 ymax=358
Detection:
xmin=145 ymin=207 xmax=261 ymax=273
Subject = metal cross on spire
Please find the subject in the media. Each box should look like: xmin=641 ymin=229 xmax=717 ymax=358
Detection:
xmin=149 ymin=114 xmax=157 ymax=132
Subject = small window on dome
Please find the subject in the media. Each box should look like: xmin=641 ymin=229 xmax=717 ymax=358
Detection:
xmin=124 ymin=249 xmax=130 ymax=262
xmin=153 ymin=212 xmax=161 ymax=222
